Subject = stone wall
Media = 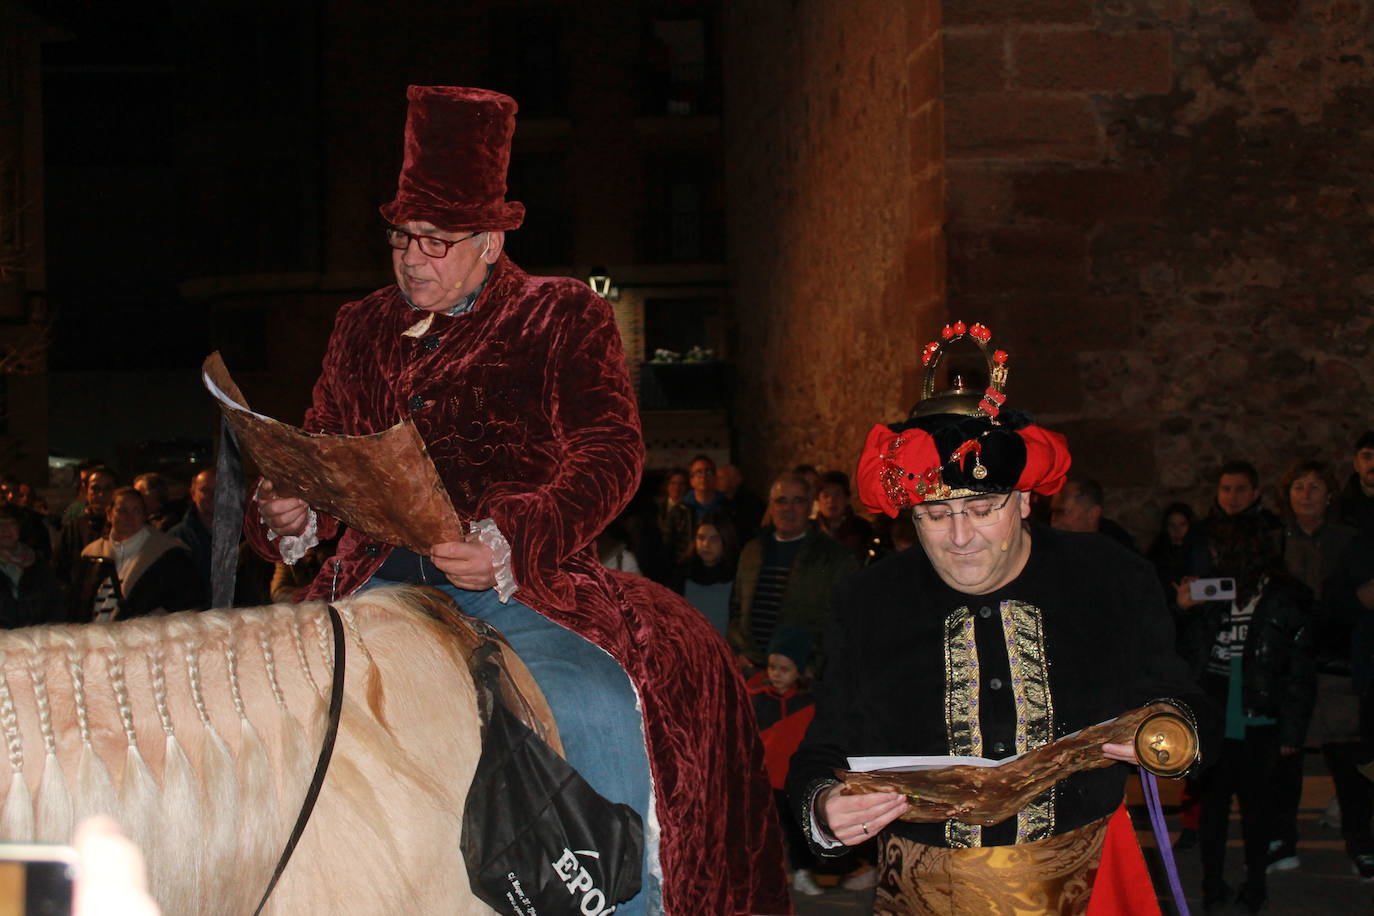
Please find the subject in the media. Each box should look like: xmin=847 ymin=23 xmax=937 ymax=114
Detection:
xmin=727 ymin=0 xmax=1374 ymax=537
xmin=944 ymin=0 xmax=1374 ymax=542
xmin=723 ymin=0 xmax=945 ymax=494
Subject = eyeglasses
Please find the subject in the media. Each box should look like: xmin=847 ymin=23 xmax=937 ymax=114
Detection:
xmin=384 ymin=227 xmax=482 ymax=258
xmin=770 ymin=495 xmax=810 ymax=507
xmin=912 ymin=492 xmax=1015 ymax=528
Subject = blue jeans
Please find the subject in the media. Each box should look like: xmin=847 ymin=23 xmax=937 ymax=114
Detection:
xmin=365 ymin=579 xmax=659 ymax=914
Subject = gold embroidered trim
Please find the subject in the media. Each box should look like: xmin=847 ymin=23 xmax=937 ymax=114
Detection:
xmin=1000 ymin=599 xmax=1055 ymax=843
xmin=879 ymin=435 xmax=913 ymax=509
xmin=944 ymin=609 xmax=982 ymax=848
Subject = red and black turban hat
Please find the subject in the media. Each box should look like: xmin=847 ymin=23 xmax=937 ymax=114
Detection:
xmin=380 ymin=86 xmax=525 ymax=232
xmin=856 ymin=321 xmax=1071 ymax=518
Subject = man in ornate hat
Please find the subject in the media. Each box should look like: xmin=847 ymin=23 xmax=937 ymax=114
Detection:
xmin=247 ymin=86 xmax=788 ymax=915
xmin=787 ymin=322 xmax=1215 ymax=914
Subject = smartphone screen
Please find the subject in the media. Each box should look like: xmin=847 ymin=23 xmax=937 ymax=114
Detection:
xmin=0 ymin=847 xmax=76 ymax=916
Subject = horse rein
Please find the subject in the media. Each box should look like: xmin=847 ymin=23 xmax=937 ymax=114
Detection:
xmin=252 ymin=603 xmax=347 ymax=916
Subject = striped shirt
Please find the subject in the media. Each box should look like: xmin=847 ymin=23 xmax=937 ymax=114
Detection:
xmin=749 ymin=534 xmax=805 ymax=651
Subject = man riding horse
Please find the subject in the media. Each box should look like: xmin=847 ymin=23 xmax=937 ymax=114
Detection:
xmin=247 ymin=85 xmax=789 ymax=915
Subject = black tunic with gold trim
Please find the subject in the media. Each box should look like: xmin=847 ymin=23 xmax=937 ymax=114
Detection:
xmin=789 ymin=522 xmax=1214 ymax=851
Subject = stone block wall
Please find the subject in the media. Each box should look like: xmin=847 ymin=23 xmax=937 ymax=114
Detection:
xmin=725 ymin=1 xmax=1374 ymax=538
xmin=723 ymin=0 xmax=946 ymax=493
xmin=945 ymin=0 xmax=1374 ymax=541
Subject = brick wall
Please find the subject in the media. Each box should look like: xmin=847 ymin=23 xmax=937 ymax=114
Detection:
xmin=723 ymin=0 xmax=946 ymax=493
xmin=945 ymin=0 xmax=1374 ymax=542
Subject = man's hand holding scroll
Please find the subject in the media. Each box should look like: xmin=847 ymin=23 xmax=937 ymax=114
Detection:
xmin=256 ymin=479 xmax=310 ymax=538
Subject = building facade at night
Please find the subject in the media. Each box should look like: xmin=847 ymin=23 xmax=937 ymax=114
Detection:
xmin=12 ymin=0 xmax=1374 ymax=540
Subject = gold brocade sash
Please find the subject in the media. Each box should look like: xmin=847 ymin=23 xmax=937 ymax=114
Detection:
xmin=873 ymin=813 xmax=1109 ymax=915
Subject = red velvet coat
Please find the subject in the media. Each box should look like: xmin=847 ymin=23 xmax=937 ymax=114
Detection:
xmin=244 ymin=255 xmax=790 ymax=914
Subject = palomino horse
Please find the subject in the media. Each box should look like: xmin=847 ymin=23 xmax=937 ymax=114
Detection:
xmin=0 ymin=586 xmax=556 ymax=915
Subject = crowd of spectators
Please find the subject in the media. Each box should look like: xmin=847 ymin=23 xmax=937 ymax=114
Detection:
xmin=3 ymin=431 xmax=1372 ymax=903
xmin=0 ymin=460 xmax=333 ymax=628
xmin=594 ymin=434 xmax=1374 ymax=901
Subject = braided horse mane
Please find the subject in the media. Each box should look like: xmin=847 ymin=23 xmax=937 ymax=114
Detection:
xmin=0 ymin=585 xmax=543 ymax=915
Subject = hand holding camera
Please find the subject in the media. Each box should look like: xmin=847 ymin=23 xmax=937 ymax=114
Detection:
xmin=1175 ymin=576 xmax=1237 ymax=610
xmin=1189 ymin=577 xmax=1237 ymax=602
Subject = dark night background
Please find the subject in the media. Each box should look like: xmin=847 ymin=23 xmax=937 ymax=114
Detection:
xmin=21 ymin=0 xmax=731 ymax=479
xmin=42 ymin=0 xmax=193 ymax=371
xmin=6 ymin=0 xmax=1374 ymax=543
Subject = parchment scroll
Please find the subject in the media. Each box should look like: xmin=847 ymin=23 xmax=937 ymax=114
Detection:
xmin=839 ymin=703 xmax=1174 ymax=826
xmin=202 ymin=352 xmax=465 ymax=553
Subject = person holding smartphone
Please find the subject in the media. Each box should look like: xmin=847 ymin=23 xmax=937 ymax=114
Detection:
xmin=1177 ymin=512 xmax=1316 ymax=914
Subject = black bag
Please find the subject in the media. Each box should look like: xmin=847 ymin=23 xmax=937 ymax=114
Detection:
xmin=461 ymin=646 xmax=643 ymax=916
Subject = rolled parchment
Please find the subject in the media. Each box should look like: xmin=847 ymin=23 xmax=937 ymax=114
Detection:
xmin=838 ymin=703 xmax=1191 ymax=826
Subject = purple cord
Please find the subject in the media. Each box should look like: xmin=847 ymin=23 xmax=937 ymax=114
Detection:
xmin=1140 ymin=768 xmax=1191 ymax=916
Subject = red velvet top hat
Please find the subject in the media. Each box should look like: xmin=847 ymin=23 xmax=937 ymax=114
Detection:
xmin=379 ymin=86 xmax=525 ymax=231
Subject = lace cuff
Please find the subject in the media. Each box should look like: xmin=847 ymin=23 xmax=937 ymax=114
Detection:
xmin=471 ymin=517 xmax=517 ymax=602
xmin=266 ymin=507 xmax=319 ymax=565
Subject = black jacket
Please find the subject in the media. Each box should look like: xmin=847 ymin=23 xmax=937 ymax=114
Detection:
xmin=167 ymin=507 xmax=213 ymax=608
xmin=55 ymin=510 xmax=108 ymax=584
xmin=1179 ymin=573 xmax=1316 ymax=749
xmin=67 ymin=545 xmax=201 ymax=621
xmin=1339 ymin=475 xmax=1374 ymax=537
xmin=0 ymin=563 xmax=62 ymax=629
xmin=1328 ymin=531 xmax=1374 ymax=694
xmin=788 ymin=524 xmax=1216 ymax=852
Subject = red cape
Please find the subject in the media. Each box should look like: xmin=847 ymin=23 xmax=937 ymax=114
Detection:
xmin=1087 ymin=805 xmax=1163 ymax=916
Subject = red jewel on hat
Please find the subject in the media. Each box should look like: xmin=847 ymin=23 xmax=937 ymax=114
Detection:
xmin=970 ymin=323 xmax=991 ymax=341
xmin=941 ymin=325 xmax=955 ymax=340
xmin=993 ymin=349 xmax=1008 ymax=364
xmin=953 ymin=320 xmax=967 ymax=336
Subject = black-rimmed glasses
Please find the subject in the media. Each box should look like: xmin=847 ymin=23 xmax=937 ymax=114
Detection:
xmin=384 ymin=227 xmax=482 ymax=258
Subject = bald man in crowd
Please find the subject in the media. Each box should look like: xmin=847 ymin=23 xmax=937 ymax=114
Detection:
xmin=1049 ymin=476 xmax=1136 ymax=552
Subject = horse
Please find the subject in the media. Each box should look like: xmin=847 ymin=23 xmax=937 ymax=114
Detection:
xmin=0 ymin=586 xmax=557 ymax=915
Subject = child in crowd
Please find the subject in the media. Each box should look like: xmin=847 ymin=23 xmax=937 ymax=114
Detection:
xmin=748 ymin=625 xmax=820 ymax=895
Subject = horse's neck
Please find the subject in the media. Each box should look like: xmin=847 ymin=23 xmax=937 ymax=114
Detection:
xmin=0 ymin=591 xmax=491 ymax=916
